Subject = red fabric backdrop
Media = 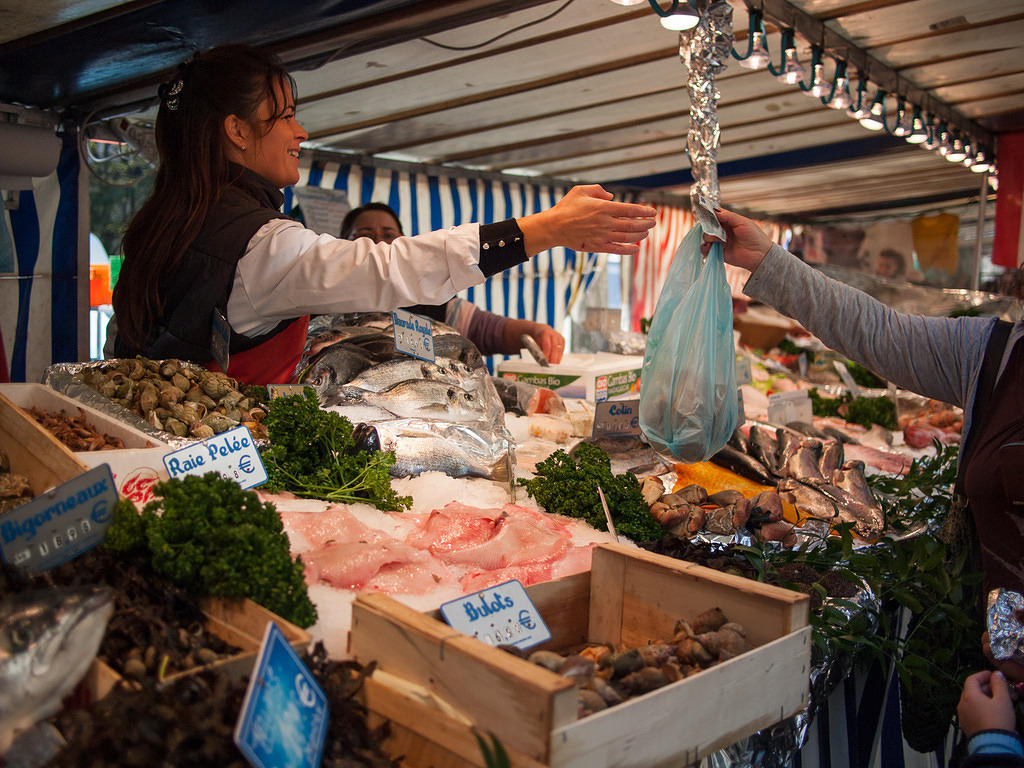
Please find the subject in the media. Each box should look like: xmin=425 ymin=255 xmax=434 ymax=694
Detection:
xmin=993 ymin=131 xmax=1024 ymax=269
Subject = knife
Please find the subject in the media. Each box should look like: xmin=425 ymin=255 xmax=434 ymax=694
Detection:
xmin=520 ymin=333 xmax=549 ymax=367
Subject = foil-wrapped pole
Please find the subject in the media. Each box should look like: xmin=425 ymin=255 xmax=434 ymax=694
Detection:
xmin=987 ymin=588 xmax=1024 ymax=666
xmin=679 ymin=0 xmax=733 ymax=210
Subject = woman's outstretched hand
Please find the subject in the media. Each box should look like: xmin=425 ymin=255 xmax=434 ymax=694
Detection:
xmin=701 ymin=207 xmax=773 ymax=272
xmin=520 ymin=185 xmax=657 ymax=256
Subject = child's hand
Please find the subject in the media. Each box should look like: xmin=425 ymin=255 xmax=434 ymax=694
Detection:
xmin=959 ymin=670 xmax=1019 ymax=737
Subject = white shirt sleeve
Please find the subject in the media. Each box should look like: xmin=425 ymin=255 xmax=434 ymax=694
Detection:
xmin=228 ymin=219 xmax=483 ymax=336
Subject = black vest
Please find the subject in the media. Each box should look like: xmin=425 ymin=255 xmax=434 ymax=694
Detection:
xmin=116 ymin=166 xmax=292 ymax=362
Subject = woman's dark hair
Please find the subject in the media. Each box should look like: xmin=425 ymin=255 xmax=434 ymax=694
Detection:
xmin=113 ymin=44 xmax=297 ymax=350
xmin=339 ymin=202 xmax=403 ymax=238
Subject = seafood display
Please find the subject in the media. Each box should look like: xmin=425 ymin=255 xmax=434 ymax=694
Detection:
xmin=26 ymin=406 xmax=125 ymax=451
xmin=297 ymin=313 xmax=515 ymax=482
xmin=512 ymin=606 xmax=751 ymax=719
xmin=0 ymin=449 xmax=33 ymax=514
xmin=72 ymin=357 xmax=268 ymax=439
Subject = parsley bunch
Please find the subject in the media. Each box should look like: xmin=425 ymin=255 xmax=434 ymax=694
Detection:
xmin=518 ymin=442 xmax=663 ymax=542
xmin=260 ymin=389 xmax=411 ymax=511
xmin=104 ymin=473 xmax=317 ymax=628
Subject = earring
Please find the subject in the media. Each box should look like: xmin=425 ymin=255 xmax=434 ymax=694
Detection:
xmin=240 ymin=144 xmax=247 ymax=151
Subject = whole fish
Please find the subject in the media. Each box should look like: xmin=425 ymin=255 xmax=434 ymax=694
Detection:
xmin=818 ymin=440 xmax=845 ymax=479
xmin=785 ymin=439 xmax=824 ymax=482
xmin=296 ymin=342 xmax=376 ymax=393
xmin=747 ymin=425 xmax=781 ymax=476
xmin=432 ymin=334 xmax=484 ymax=370
xmin=356 ymin=419 xmax=514 ymax=482
xmin=345 ymin=356 xmax=478 ymax=394
xmin=710 ymin=444 xmax=777 ymax=486
xmin=0 ymin=586 xmax=114 ymax=752
xmin=329 ymin=380 xmax=487 ymax=423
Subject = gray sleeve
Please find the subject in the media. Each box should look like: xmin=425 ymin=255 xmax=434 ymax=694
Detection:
xmin=742 ymin=244 xmax=995 ymax=409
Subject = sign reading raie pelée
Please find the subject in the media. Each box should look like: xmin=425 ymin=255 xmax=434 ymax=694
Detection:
xmin=163 ymin=424 xmax=267 ymax=489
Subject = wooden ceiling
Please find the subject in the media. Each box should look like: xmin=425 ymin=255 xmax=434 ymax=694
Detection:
xmin=3 ymin=0 xmax=1020 ymax=222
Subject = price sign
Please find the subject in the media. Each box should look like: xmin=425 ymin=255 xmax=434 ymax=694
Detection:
xmin=392 ymin=308 xmax=435 ymax=362
xmin=0 ymin=464 xmax=117 ymax=574
xmin=441 ymin=579 xmax=551 ymax=651
xmin=833 ymin=360 xmax=862 ymax=397
xmin=268 ymin=384 xmax=310 ymax=399
xmin=592 ymin=398 xmax=641 ymax=439
xmin=235 ymin=622 xmax=328 ymax=768
xmin=163 ymin=424 xmax=267 ymax=489
xmin=767 ymin=389 xmax=813 ymax=426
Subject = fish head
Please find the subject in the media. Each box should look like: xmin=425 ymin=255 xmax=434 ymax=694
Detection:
xmin=0 ymin=586 xmax=114 ymax=752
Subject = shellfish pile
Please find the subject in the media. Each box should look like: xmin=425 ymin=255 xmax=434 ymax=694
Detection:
xmin=76 ymin=357 xmax=268 ymax=440
xmin=0 ymin=448 xmax=33 ymax=513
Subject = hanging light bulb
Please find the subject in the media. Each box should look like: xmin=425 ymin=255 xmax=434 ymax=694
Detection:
xmin=922 ymin=118 xmax=940 ymax=150
xmin=905 ymin=106 xmax=928 ymax=144
xmin=803 ymin=47 xmax=829 ymax=98
xmin=971 ymin=148 xmax=991 ymax=173
xmin=827 ymin=61 xmax=852 ymax=110
xmin=851 ymin=77 xmax=871 ymax=118
xmin=858 ymin=89 xmax=886 ymax=130
xmin=945 ymin=133 xmax=967 ymax=163
xmin=659 ymin=0 xmax=700 ymax=30
xmin=609 ymin=0 xmax=647 ymax=5
xmin=776 ymin=29 xmax=805 ymax=85
xmin=961 ymin=140 xmax=974 ymax=167
xmin=936 ymin=123 xmax=953 ymax=156
xmin=739 ymin=29 xmax=771 ymax=69
xmin=892 ymin=100 xmax=912 ymax=137
xmin=989 ymin=166 xmax=999 ymax=190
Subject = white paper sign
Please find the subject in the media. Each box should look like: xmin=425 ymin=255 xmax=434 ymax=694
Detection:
xmin=163 ymin=424 xmax=267 ymax=489
xmin=392 ymin=308 xmax=435 ymax=362
xmin=767 ymin=389 xmax=813 ymax=426
xmin=440 ymin=579 xmax=551 ymax=650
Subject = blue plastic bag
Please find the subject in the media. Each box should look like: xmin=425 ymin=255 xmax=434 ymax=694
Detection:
xmin=639 ymin=224 xmax=738 ymax=462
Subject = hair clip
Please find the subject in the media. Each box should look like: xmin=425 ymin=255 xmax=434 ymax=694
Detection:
xmin=163 ymin=78 xmax=184 ymax=111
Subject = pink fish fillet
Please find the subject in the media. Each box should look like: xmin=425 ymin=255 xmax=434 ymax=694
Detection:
xmin=439 ymin=513 xmax=570 ymax=570
xmin=842 ymin=444 xmax=911 ymax=475
xmin=362 ymin=555 xmax=461 ymax=594
xmin=405 ymin=502 xmax=506 ymax=554
xmin=460 ymin=561 xmax=555 ymax=593
xmin=277 ymin=504 xmax=373 ymax=553
xmin=302 ymin=537 xmax=430 ymax=589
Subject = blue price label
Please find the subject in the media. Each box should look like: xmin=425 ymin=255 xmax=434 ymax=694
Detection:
xmin=440 ymin=579 xmax=551 ymax=651
xmin=235 ymin=622 xmax=328 ymax=768
xmin=392 ymin=308 xmax=435 ymax=362
xmin=163 ymin=424 xmax=267 ymax=489
xmin=0 ymin=464 xmax=118 ymax=574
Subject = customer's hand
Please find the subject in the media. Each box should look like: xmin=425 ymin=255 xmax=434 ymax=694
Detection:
xmin=958 ymin=670 xmax=1019 ymax=737
xmin=701 ymin=207 xmax=773 ymax=272
xmin=520 ymin=185 xmax=656 ymax=257
xmin=503 ymin=318 xmax=565 ymax=364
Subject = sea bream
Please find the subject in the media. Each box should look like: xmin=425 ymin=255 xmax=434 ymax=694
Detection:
xmin=0 ymin=586 xmax=114 ymax=752
xmin=328 ymin=380 xmax=489 ymax=423
xmin=345 ymin=356 xmax=479 ymax=393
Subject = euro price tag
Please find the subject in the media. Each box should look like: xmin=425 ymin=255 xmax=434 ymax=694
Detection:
xmin=440 ymin=579 xmax=551 ymax=651
xmin=833 ymin=360 xmax=862 ymax=398
xmin=392 ymin=308 xmax=435 ymax=362
xmin=767 ymin=389 xmax=813 ymax=427
xmin=235 ymin=622 xmax=328 ymax=768
xmin=163 ymin=424 xmax=267 ymax=489
xmin=210 ymin=308 xmax=231 ymax=373
xmin=268 ymin=384 xmax=310 ymax=399
xmin=0 ymin=464 xmax=117 ymax=574
xmin=592 ymin=398 xmax=641 ymax=439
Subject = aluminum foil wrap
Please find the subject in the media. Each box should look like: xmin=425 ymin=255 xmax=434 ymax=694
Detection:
xmin=700 ymin=578 xmax=880 ymax=768
xmin=679 ymin=0 xmax=733 ymax=210
xmin=42 ymin=360 xmax=257 ymax=450
xmin=987 ymin=588 xmax=1024 ymax=666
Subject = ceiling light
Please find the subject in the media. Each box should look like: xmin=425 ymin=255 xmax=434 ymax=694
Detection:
xmin=739 ymin=30 xmax=771 ymax=69
xmin=945 ymin=134 xmax=967 ymax=163
xmin=858 ymin=90 xmax=886 ymax=131
xmin=892 ymin=101 xmax=912 ymax=137
xmin=989 ymin=167 xmax=998 ymax=190
xmin=827 ymin=62 xmax=852 ymax=110
xmin=775 ymin=29 xmax=804 ymax=85
xmin=905 ymin=107 xmax=928 ymax=144
xmin=935 ymin=123 xmax=953 ymax=156
xmin=971 ymin=148 xmax=991 ymax=173
xmin=609 ymin=0 xmax=648 ymax=5
xmin=658 ymin=1 xmax=700 ymax=30
xmin=851 ymin=78 xmax=871 ymax=118
xmin=922 ymin=119 xmax=940 ymax=150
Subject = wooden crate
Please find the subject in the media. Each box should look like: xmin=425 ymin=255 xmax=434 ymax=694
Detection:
xmin=0 ymin=389 xmax=89 ymax=494
xmin=89 ymin=597 xmax=313 ymax=698
xmin=350 ymin=543 xmax=811 ymax=768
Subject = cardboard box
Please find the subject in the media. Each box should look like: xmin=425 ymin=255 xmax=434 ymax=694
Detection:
xmin=497 ymin=353 xmax=643 ymax=402
xmin=0 ymin=384 xmax=170 ymax=503
xmin=349 ymin=543 xmax=811 ymax=768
